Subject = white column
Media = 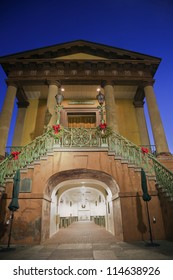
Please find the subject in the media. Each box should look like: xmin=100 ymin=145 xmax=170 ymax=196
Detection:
xmin=46 ymin=81 xmax=60 ymax=126
xmin=12 ymin=101 xmax=29 ymax=146
xmin=134 ymin=101 xmax=151 ymax=147
xmin=0 ymin=83 xmax=17 ymax=156
xmin=103 ymin=82 xmax=119 ymax=132
xmin=144 ymin=84 xmax=170 ymax=154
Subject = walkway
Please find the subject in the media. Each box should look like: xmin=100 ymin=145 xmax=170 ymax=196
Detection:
xmin=0 ymin=221 xmax=173 ymax=260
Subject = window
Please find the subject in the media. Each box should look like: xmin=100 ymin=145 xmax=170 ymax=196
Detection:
xmin=20 ymin=178 xmax=32 ymax=192
xmin=67 ymin=112 xmax=96 ymax=128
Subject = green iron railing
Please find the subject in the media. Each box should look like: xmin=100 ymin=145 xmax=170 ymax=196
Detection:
xmin=0 ymin=127 xmax=173 ymax=200
xmin=108 ymin=132 xmax=155 ymax=173
xmin=150 ymin=156 xmax=173 ymax=200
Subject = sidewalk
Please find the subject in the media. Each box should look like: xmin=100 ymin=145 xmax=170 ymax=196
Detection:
xmin=0 ymin=221 xmax=173 ymax=260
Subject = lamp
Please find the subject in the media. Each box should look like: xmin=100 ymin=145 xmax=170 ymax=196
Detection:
xmin=55 ymin=87 xmax=64 ymax=124
xmin=96 ymin=90 xmax=105 ymax=124
xmin=55 ymin=88 xmax=64 ymax=105
xmin=96 ymin=90 xmax=105 ymax=105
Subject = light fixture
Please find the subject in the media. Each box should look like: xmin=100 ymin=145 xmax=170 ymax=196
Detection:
xmin=96 ymin=90 xmax=105 ymax=123
xmin=96 ymin=90 xmax=105 ymax=106
xmin=55 ymin=87 xmax=64 ymax=124
xmin=55 ymin=88 xmax=64 ymax=105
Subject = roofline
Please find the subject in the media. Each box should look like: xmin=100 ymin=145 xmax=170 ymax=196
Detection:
xmin=0 ymin=39 xmax=162 ymax=61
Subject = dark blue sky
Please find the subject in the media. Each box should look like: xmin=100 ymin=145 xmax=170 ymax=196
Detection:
xmin=0 ymin=0 xmax=173 ymax=152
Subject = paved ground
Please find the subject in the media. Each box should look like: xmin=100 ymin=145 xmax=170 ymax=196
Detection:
xmin=0 ymin=221 xmax=173 ymax=260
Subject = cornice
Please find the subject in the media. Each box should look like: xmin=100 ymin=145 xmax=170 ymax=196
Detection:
xmin=6 ymin=76 xmax=154 ymax=88
xmin=0 ymin=40 xmax=161 ymax=62
xmin=1 ymin=57 xmax=159 ymax=80
xmin=6 ymin=61 xmax=154 ymax=83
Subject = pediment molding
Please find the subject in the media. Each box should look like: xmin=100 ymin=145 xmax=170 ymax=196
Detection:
xmin=0 ymin=40 xmax=161 ymax=79
xmin=0 ymin=40 xmax=161 ymax=62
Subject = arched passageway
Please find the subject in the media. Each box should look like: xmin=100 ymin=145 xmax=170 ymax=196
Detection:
xmin=43 ymin=169 xmax=123 ymax=242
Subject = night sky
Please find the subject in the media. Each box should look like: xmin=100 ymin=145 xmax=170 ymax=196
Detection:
xmin=0 ymin=0 xmax=173 ymax=152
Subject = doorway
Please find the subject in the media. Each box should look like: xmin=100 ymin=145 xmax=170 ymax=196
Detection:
xmin=49 ymin=179 xmax=114 ymax=237
xmin=43 ymin=169 xmax=123 ymax=243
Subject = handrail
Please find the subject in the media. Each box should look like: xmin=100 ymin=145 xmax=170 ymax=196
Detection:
xmin=109 ymin=131 xmax=173 ymax=197
xmin=0 ymin=127 xmax=173 ymax=199
xmin=0 ymin=129 xmax=53 ymax=185
xmin=149 ymin=154 xmax=173 ymax=197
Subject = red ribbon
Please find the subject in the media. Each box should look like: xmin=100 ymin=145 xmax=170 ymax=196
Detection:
xmin=141 ymin=147 xmax=149 ymax=154
xmin=52 ymin=124 xmax=61 ymax=134
xmin=11 ymin=151 xmax=20 ymax=160
xmin=99 ymin=123 xmax=107 ymax=130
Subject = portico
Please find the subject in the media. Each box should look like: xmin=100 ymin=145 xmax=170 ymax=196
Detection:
xmin=0 ymin=40 xmax=170 ymax=156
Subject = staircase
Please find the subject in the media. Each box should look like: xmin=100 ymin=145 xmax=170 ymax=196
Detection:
xmin=0 ymin=127 xmax=173 ymax=201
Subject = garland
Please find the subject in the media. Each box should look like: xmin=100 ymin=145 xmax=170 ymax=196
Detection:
xmin=96 ymin=122 xmax=112 ymax=138
xmin=48 ymin=124 xmax=64 ymax=139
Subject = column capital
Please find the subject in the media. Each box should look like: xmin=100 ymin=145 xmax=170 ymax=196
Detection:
xmin=133 ymin=100 xmax=144 ymax=108
xmin=6 ymin=80 xmax=18 ymax=88
xmin=46 ymin=80 xmax=61 ymax=88
xmin=141 ymin=80 xmax=155 ymax=88
xmin=17 ymin=100 xmax=30 ymax=108
xmin=101 ymin=79 xmax=115 ymax=88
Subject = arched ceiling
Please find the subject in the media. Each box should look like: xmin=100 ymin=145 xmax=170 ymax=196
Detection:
xmin=59 ymin=186 xmax=104 ymax=203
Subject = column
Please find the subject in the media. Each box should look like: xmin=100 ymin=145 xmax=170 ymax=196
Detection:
xmin=12 ymin=101 xmax=29 ymax=146
xmin=133 ymin=101 xmax=151 ymax=147
xmin=102 ymin=82 xmax=119 ymax=132
xmin=34 ymin=100 xmax=47 ymax=138
xmin=45 ymin=81 xmax=60 ymax=127
xmin=144 ymin=83 xmax=170 ymax=155
xmin=0 ymin=83 xmax=17 ymax=157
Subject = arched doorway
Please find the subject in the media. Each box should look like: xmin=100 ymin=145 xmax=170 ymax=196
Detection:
xmin=50 ymin=179 xmax=113 ymax=236
xmin=43 ymin=169 xmax=123 ymax=242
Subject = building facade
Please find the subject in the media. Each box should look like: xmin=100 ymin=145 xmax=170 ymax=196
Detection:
xmin=0 ymin=40 xmax=173 ymax=244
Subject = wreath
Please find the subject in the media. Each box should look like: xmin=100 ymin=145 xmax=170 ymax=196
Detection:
xmin=96 ymin=122 xmax=112 ymax=138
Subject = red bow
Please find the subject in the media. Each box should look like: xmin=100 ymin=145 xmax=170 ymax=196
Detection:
xmin=99 ymin=123 xmax=107 ymax=130
xmin=11 ymin=151 xmax=20 ymax=160
xmin=52 ymin=124 xmax=60 ymax=134
xmin=141 ymin=147 xmax=149 ymax=154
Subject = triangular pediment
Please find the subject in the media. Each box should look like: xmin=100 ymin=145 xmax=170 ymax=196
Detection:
xmin=53 ymin=52 xmax=108 ymax=60
xmin=0 ymin=40 xmax=161 ymax=63
xmin=0 ymin=40 xmax=161 ymax=77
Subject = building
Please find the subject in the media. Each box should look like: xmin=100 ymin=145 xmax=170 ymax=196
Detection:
xmin=0 ymin=40 xmax=173 ymax=245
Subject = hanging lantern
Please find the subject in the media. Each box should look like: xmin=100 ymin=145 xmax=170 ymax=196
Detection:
xmin=55 ymin=88 xmax=64 ymax=105
xmin=96 ymin=91 xmax=105 ymax=105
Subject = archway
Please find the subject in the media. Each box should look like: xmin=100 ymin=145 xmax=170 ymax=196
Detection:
xmin=43 ymin=169 xmax=123 ymax=242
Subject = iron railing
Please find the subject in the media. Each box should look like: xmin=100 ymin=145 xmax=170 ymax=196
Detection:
xmin=0 ymin=127 xmax=173 ymax=199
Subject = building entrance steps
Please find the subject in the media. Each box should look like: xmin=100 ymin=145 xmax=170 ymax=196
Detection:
xmin=0 ymin=221 xmax=173 ymax=260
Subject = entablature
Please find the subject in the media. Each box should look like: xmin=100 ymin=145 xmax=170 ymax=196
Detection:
xmin=3 ymin=59 xmax=157 ymax=79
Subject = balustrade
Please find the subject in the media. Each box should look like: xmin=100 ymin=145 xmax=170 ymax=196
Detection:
xmin=0 ymin=127 xmax=173 ymax=200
